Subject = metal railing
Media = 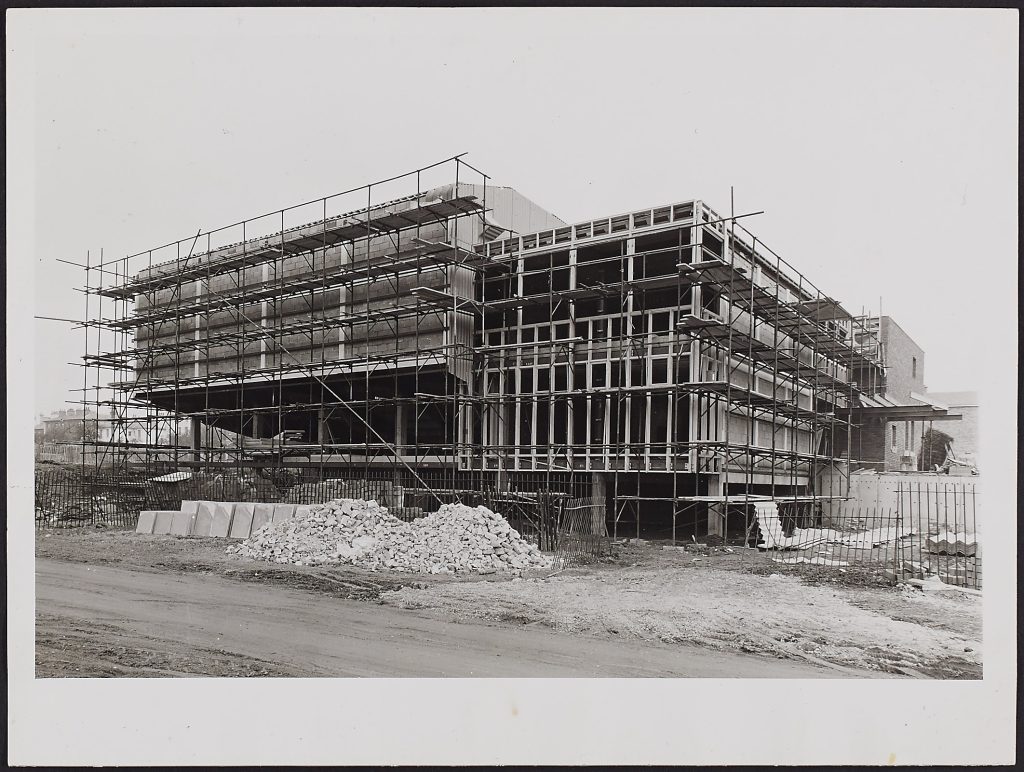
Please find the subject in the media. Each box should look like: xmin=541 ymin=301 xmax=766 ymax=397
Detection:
xmin=897 ymin=480 xmax=981 ymax=589
xmin=674 ymin=487 xmax=981 ymax=590
xmin=33 ymin=467 xmax=612 ymax=568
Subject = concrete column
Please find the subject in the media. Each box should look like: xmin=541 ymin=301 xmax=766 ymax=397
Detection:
xmin=393 ymin=402 xmax=406 ymax=454
xmin=706 ymin=474 xmax=726 ymax=538
xmin=495 ymin=402 xmax=509 ymax=493
xmin=317 ymin=407 xmax=327 ymax=445
xmin=392 ymin=402 xmax=407 ymax=490
xmin=190 ymin=417 xmax=202 ymax=466
xmin=591 ymin=474 xmax=609 ymax=536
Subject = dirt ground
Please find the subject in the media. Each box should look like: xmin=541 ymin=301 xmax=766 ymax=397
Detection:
xmin=36 ymin=558 xmax=837 ymax=678
xmin=36 ymin=528 xmax=441 ymax=600
xmin=386 ymin=544 xmax=982 ymax=678
xmin=35 ymin=528 xmax=982 ymax=679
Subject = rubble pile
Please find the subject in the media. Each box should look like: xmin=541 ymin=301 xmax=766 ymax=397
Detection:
xmin=227 ymin=498 xmax=553 ymax=574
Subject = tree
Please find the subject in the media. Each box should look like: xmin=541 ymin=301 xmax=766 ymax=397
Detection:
xmin=919 ymin=427 xmax=953 ymax=470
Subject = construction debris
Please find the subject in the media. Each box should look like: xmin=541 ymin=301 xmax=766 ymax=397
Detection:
xmin=926 ymin=531 xmax=978 ymax=557
xmin=753 ymin=501 xmax=914 ymax=551
xmin=227 ymin=498 xmax=553 ymax=574
xmin=907 ymin=574 xmax=983 ymax=596
xmin=772 ymin=556 xmax=851 ymax=567
xmin=836 ymin=526 xmax=913 ymax=549
xmin=753 ymin=502 xmax=827 ymax=550
xmin=937 ymin=449 xmax=979 ymax=476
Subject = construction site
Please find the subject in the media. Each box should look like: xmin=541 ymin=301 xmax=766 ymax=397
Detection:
xmin=35 ymin=155 xmax=983 ymax=678
xmin=69 ymin=157 xmax=901 ymax=520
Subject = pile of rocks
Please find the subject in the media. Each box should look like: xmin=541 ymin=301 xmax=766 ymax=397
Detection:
xmin=227 ymin=498 xmax=553 ymax=574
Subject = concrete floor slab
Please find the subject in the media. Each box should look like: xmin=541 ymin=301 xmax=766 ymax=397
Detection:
xmin=169 ymin=509 xmax=196 ymax=536
xmin=152 ymin=511 xmax=175 ymax=535
xmin=135 ymin=511 xmax=157 ymax=535
xmin=209 ymin=503 xmax=235 ymax=538
xmin=271 ymin=504 xmax=296 ymax=524
xmin=251 ymin=504 xmax=275 ymax=533
xmin=229 ymin=503 xmax=255 ymax=539
xmin=193 ymin=502 xmax=215 ymax=537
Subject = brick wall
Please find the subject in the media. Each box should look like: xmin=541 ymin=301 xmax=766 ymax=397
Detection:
xmin=880 ymin=317 xmax=926 ymax=401
xmin=848 ymin=318 xmax=929 ymax=470
xmin=852 ymin=416 xmax=926 ymax=471
xmin=851 ymin=417 xmax=886 ymax=465
xmin=927 ymin=392 xmax=979 ymax=457
xmin=883 ymin=418 xmax=924 ymax=471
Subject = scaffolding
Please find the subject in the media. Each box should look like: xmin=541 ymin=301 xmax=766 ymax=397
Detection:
xmin=470 ymin=193 xmax=886 ymax=539
xmin=66 ymin=155 xmax=886 ymax=540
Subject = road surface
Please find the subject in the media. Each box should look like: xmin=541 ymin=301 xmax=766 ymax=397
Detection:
xmin=36 ymin=558 xmax=841 ymax=678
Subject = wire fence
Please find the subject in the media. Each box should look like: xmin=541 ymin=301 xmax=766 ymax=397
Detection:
xmin=476 ymin=491 xmax=609 ymax=566
xmin=34 ymin=465 xmax=611 ymax=567
xmin=35 ymin=467 xmax=152 ymax=529
xmin=747 ymin=499 xmax=910 ymax=579
xmin=35 ymin=444 xmax=80 ymax=465
xmin=38 ymin=465 xmax=971 ymax=582
xmin=896 ymin=480 xmax=980 ymax=590
xmin=674 ymin=483 xmax=981 ymax=589
xmin=553 ymin=497 xmax=611 ymax=566
xmin=660 ymin=499 xmax=909 ymax=580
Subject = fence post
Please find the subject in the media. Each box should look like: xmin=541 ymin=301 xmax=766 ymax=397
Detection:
xmin=894 ymin=482 xmax=902 ymax=585
xmin=560 ymin=499 xmax=567 ymax=556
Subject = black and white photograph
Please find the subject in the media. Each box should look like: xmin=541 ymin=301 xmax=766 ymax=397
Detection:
xmin=7 ymin=6 xmax=1017 ymax=766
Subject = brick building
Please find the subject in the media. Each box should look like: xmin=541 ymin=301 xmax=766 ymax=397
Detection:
xmin=847 ymin=316 xmax=958 ymax=470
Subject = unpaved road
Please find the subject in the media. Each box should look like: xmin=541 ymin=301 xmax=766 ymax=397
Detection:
xmin=35 ymin=529 xmax=980 ymax=678
xmin=36 ymin=558 xmax=839 ymax=678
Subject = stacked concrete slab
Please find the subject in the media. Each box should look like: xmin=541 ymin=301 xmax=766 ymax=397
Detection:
xmin=926 ymin=531 xmax=978 ymax=557
xmin=136 ymin=500 xmax=312 ymax=539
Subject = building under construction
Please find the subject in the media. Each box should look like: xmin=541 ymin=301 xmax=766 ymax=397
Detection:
xmin=76 ymin=155 xmax=946 ymax=539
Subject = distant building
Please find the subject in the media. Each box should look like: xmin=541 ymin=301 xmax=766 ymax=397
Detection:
xmin=36 ymin=409 xmax=95 ymax=463
xmin=39 ymin=409 xmax=95 ymax=441
xmin=847 ymin=316 xmax=958 ymax=471
xmin=95 ymin=412 xmax=188 ymax=447
xmin=35 ymin=408 xmax=190 ymax=468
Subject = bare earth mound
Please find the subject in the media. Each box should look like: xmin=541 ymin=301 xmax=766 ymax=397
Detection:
xmin=383 ymin=563 xmax=982 ymax=678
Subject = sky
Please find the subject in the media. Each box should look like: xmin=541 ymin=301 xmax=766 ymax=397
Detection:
xmin=12 ymin=8 xmax=1018 ymax=417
